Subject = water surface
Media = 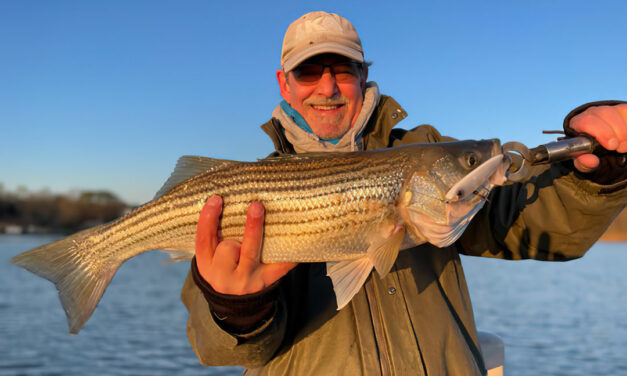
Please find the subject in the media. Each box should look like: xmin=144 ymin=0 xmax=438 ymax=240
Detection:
xmin=1 ymin=234 xmax=242 ymax=376
xmin=463 ymin=242 xmax=627 ymax=376
xmin=2 ymin=235 xmax=625 ymax=375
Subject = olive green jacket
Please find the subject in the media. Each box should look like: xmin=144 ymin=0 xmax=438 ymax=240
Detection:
xmin=181 ymin=96 xmax=626 ymax=375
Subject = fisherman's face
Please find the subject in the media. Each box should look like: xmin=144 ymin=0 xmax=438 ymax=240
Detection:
xmin=277 ymin=53 xmax=368 ymax=139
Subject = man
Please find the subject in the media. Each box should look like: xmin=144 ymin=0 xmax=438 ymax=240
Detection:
xmin=181 ymin=11 xmax=626 ymax=375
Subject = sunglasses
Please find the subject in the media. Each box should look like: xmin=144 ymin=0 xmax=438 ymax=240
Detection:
xmin=291 ymin=62 xmax=364 ymax=83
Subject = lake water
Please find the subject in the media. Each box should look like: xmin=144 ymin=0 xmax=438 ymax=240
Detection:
xmin=1 ymin=235 xmax=625 ymax=375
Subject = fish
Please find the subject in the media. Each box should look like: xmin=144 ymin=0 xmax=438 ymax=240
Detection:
xmin=12 ymin=139 xmax=508 ymax=334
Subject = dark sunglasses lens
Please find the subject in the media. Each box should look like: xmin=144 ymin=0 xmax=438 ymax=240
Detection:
xmin=292 ymin=62 xmax=362 ymax=83
xmin=292 ymin=64 xmax=324 ymax=82
xmin=333 ymin=63 xmax=360 ymax=82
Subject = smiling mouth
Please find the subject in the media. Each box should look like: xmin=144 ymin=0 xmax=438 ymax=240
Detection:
xmin=311 ymin=104 xmax=344 ymax=110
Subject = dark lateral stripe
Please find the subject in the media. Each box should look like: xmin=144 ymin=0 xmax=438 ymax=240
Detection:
xmin=98 ymin=190 xmax=390 ymax=258
xmin=106 ymin=150 xmax=408 ymax=236
xmin=220 ymin=201 xmax=389 ymax=234
xmin=219 ymin=189 xmax=399 ymax=224
xmin=101 ymin=199 xmax=201 ymax=243
xmin=250 ymin=216 xmax=372 ymax=239
xmin=170 ymin=169 xmax=402 ymax=210
xmin=172 ymin=155 xmax=405 ymax=195
xmin=123 ymin=151 xmax=406 ymax=228
xmin=95 ymin=210 xmax=199 ymax=259
xmin=166 ymin=155 xmax=403 ymax=198
xmin=103 ymin=205 xmax=374 ymax=259
xmin=169 ymin=164 xmax=401 ymax=201
xmin=220 ymin=155 xmax=377 ymax=175
xmin=179 ymin=157 xmax=370 ymax=188
xmin=111 ymin=172 xmax=402 ymax=237
xmin=131 ymin=161 xmax=394 ymax=222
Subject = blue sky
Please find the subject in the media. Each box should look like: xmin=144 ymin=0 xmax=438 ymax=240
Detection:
xmin=2 ymin=1 xmax=626 ymax=204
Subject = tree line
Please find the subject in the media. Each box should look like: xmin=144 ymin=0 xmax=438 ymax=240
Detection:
xmin=0 ymin=185 xmax=129 ymax=234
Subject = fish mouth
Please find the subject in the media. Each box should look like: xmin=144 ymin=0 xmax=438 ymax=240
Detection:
xmin=444 ymin=154 xmax=507 ymax=202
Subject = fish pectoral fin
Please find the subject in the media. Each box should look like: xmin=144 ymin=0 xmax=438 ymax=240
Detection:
xmin=326 ymin=258 xmax=373 ymax=310
xmin=325 ymin=225 xmax=405 ymax=311
xmin=369 ymin=225 xmax=405 ymax=278
xmin=154 ymin=155 xmax=237 ymax=200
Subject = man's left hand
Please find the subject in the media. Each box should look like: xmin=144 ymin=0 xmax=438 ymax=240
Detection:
xmin=569 ymin=104 xmax=627 ymax=173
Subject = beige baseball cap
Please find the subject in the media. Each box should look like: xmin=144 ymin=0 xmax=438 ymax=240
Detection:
xmin=281 ymin=11 xmax=364 ymax=72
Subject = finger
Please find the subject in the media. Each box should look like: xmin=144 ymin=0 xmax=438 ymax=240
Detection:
xmin=237 ymin=202 xmax=265 ymax=275
xmin=212 ymin=240 xmax=241 ymax=271
xmin=259 ymin=262 xmax=298 ymax=286
xmin=209 ymin=240 xmax=242 ymax=293
xmin=195 ymin=195 xmax=223 ymax=273
xmin=588 ymin=106 xmax=627 ymax=151
xmin=570 ymin=111 xmax=618 ymax=151
xmin=617 ymin=105 xmax=627 ymax=152
xmin=616 ymin=104 xmax=627 ymax=126
xmin=573 ymin=154 xmax=600 ymax=174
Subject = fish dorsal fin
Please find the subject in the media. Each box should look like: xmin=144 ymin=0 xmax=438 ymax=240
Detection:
xmin=154 ymin=155 xmax=236 ymax=200
xmin=326 ymin=224 xmax=406 ymax=310
xmin=370 ymin=226 xmax=405 ymax=278
xmin=326 ymin=258 xmax=373 ymax=310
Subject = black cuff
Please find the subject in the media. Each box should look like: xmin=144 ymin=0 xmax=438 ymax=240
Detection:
xmin=562 ymin=100 xmax=627 ymax=185
xmin=190 ymin=257 xmax=280 ymax=334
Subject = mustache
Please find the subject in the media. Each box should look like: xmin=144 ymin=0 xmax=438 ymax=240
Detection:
xmin=303 ymin=96 xmax=349 ymax=107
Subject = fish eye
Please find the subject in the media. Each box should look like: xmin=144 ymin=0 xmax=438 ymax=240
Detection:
xmin=465 ymin=152 xmax=478 ymax=168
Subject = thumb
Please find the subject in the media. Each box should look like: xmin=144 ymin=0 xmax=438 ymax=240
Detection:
xmin=574 ymin=154 xmax=600 ymax=173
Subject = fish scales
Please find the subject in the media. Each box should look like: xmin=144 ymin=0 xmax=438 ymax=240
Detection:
xmin=84 ymin=152 xmax=407 ymax=267
xmin=215 ymin=158 xmax=406 ymax=262
xmin=101 ymin=156 xmax=374 ymax=249
xmin=11 ymin=139 xmax=506 ymax=334
xmin=100 ymin=152 xmax=398 ymax=251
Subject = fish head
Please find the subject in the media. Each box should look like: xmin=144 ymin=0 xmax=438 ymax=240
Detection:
xmin=398 ymin=139 xmax=507 ymax=247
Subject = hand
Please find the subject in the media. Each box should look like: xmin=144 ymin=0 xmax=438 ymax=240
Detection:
xmin=195 ymin=195 xmax=297 ymax=295
xmin=569 ymin=104 xmax=627 ymax=173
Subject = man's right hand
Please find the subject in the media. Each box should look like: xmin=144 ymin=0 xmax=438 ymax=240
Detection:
xmin=195 ymin=195 xmax=297 ymax=295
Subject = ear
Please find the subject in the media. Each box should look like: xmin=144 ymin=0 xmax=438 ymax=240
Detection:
xmin=360 ymin=65 xmax=369 ymax=92
xmin=277 ymin=69 xmax=291 ymax=103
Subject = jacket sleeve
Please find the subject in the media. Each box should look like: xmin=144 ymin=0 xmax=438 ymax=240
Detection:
xmin=458 ymin=161 xmax=626 ymax=260
xmin=180 ymin=268 xmax=288 ymax=367
xmin=458 ymin=101 xmax=626 ymax=260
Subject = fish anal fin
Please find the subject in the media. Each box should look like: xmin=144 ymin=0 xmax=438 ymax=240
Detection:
xmin=369 ymin=225 xmax=405 ymax=278
xmin=326 ymin=258 xmax=373 ymax=310
xmin=154 ymin=155 xmax=237 ymax=200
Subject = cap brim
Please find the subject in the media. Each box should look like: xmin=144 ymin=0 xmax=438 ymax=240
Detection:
xmin=283 ymin=42 xmax=364 ymax=72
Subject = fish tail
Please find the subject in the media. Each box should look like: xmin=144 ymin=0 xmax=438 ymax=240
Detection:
xmin=11 ymin=225 xmax=119 ymax=334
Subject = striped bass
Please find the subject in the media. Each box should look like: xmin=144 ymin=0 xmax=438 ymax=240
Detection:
xmin=12 ymin=139 xmax=508 ymax=334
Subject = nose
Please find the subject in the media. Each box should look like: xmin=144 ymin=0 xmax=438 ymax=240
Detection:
xmin=315 ymin=67 xmax=340 ymax=98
